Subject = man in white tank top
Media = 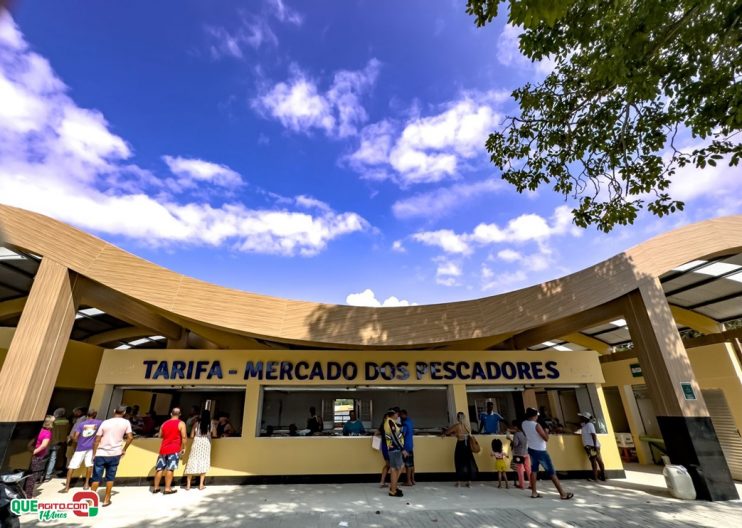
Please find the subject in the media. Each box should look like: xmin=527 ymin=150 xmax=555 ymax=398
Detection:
xmin=578 ymin=412 xmax=606 ymax=482
xmin=522 ymin=407 xmax=573 ymax=500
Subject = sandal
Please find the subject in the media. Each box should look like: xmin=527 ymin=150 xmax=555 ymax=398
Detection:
xmin=561 ymin=492 xmax=574 ymax=500
xmin=151 ymin=488 xmax=161 ymax=494
xmin=163 ymin=489 xmax=178 ymax=495
xmin=530 ymin=494 xmax=542 ymax=498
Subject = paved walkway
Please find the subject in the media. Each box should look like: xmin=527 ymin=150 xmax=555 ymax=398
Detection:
xmin=21 ymin=465 xmax=742 ymax=527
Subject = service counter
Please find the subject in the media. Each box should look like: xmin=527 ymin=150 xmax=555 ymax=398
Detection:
xmin=90 ymin=349 xmax=624 ymax=481
xmin=113 ymin=433 xmax=620 ymax=480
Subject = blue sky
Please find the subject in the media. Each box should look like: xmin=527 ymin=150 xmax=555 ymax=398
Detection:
xmin=0 ymin=1 xmax=739 ymax=307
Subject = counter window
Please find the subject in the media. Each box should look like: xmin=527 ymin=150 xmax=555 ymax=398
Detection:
xmin=259 ymin=386 xmax=450 ymax=436
xmin=111 ymin=386 xmax=246 ymax=437
xmin=466 ymin=387 xmax=525 ymax=433
xmin=534 ymin=385 xmax=607 ymax=434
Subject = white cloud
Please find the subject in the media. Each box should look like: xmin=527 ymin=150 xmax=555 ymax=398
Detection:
xmin=267 ymin=0 xmax=303 ymax=25
xmin=668 ymin=150 xmax=740 ymax=203
xmin=205 ymin=0 xmax=302 ymax=59
xmin=497 ymin=244 xmax=552 ymax=272
xmin=412 ymin=205 xmax=579 ymax=254
xmin=496 ymin=248 xmax=522 ymax=262
xmin=412 ymin=230 xmax=472 ymax=255
xmin=294 ymin=195 xmax=332 ymax=212
xmin=481 ymin=264 xmax=528 ymax=292
xmin=435 ymin=257 xmax=463 ymax=287
xmin=347 ymin=91 xmax=509 ymax=185
xmin=392 ymin=179 xmax=504 ymax=219
xmin=345 ymin=288 xmax=415 ymax=307
xmin=162 ymin=155 xmax=243 ymax=189
xmin=0 ymin=13 xmax=367 ymax=257
xmin=497 ymin=24 xmax=554 ymax=76
xmin=253 ymin=59 xmax=380 ymax=138
xmin=392 ymin=240 xmax=406 ymax=253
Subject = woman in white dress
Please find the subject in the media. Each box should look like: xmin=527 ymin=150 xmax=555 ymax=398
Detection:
xmin=185 ymin=410 xmax=215 ymax=490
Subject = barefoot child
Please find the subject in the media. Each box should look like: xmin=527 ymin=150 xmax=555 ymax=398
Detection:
xmin=491 ymin=438 xmax=509 ymax=488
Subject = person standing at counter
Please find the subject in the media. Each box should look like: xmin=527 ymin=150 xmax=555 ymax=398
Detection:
xmin=307 ymin=406 xmax=324 ymax=435
xmin=152 ymin=408 xmax=187 ymax=495
xmin=91 ymin=406 xmax=133 ymax=507
xmin=522 ymin=408 xmax=573 ymax=500
xmin=443 ymin=412 xmax=478 ymax=488
xmin=479 ymin=401 xmax=504 ymax=434
xmin=216 ymin=413 xmax=236 ymax=437
xmin=24 ymin=415 xmax=54 ymax=498
xmin=185 ymin=410 xmax=215 ymax=491
xmin=376 ymin=418 xmax=390 ymax=488
xmin=578 ymin=412 xmax=606 ymax=482
xmin=383 ymin=409 xmax=407 ymax=497
xmin=508 ymin=419 xmax=530 ymax=489
xmin=343 ymin=410 xmax=365 ymax=436
xmin=63 ymin=409 xmax=101 ymax=493
xmin=44 ymin=408 xmax=69 ymax=481
xmin=399 ymin=409 xmax=415 ymax=486
xmin=186 ymin=406 xmax=200 ymax=436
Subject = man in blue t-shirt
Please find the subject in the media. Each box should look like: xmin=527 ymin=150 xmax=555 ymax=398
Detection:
xmin=399 ymin=409 xmax=415 ymax=486
xmin=479 ymin=401 xmax=504 ymax=434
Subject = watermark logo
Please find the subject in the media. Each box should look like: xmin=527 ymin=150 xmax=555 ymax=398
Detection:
xmin=72 ymin=491 xmax=99 ymax=517
xmin=10 ymin=491 xmax=99 ymax=521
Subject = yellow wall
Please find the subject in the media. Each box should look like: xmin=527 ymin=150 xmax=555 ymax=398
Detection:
xmin=89 ymin=349 xmax=621 ymax=478
xmin=113 ymin=432 xmax=621 ymax=478
xmin=0 ymin=327 xmax=102 ymax=390
xmin=601 ymin=342 xmax=742 ymax=443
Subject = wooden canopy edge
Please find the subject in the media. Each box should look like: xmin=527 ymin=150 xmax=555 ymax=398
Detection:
xmin=1 ymin=204 xmax=741 ymax=347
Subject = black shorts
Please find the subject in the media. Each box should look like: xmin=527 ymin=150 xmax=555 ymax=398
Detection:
xmin=584 ymin=446 xmax=600 ymax=458
xmin=404 ymin=451 xmax=414 ymax=468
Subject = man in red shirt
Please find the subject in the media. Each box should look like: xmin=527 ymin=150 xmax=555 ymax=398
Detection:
xmin=151 ymin=408 xmax=187 ymax=494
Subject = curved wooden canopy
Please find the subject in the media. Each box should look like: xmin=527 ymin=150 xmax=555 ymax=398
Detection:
xmin=1 ymin=204 xmax=741 ymax=348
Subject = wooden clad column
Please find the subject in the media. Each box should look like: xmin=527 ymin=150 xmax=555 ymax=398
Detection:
xmin=624 ymin=278 xmax=738 ymax=501
xmin=0 ymin=258 xmax=77 ymax=470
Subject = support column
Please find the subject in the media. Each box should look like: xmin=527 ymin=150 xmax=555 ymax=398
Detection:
xmin=618 ymin=385 xmax=652 ymax=464
xmin=522 ymin=389 xmax=538 ymax=410
xmin=0 ymin=258 xmax=77 ymax=470
xmin=624 ymin=278 xmax=738 ymax=500
xmin=449 ymin=384 xmax=469 ymax=426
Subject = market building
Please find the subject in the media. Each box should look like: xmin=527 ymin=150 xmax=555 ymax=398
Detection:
xmin=0 ymin=204 xmax=740 ymax=500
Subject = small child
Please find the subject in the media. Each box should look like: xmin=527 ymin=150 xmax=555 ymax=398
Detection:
xmin=507 ymin=419 xmax=531 ymax=489
xmin=491 ymin=438 xmax=509 ymax=488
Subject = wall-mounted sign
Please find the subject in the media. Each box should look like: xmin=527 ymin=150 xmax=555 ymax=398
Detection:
xmin=630 ymin=363 xmax=643 ymax=378
xmin=95 ymin=349 xmax=606 ymax=386
xmin=680 ymin=382 xmax=696 ymax=400
xmin=142 ymin=358 xmax=561 ymax=382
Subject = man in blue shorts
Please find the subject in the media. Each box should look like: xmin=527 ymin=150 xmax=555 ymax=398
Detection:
xmin=91 ymin=407 xmax=133 ymax=507
xmin=522 ymin=407 xmax=573 ymax=500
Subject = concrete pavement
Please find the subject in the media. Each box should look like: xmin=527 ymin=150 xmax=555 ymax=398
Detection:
xmin=19 ymin=465 xmax=742 ymax=527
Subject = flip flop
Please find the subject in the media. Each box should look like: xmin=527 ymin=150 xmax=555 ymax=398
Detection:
xmin=163 ymin=489 xmax=178 ymax=495
xmin=561 ymin=493 xmax=574 ymax=500
xmin=151 ymin=488 xmax=161 ymax=494
xmin=102 ymin=502 xmax=112 ymax=507
xmin=530 ymin=494 xmax=542 ymax=498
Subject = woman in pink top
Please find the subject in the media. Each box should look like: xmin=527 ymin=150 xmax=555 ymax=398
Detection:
xmin=24 ymin=415 xmax=55 ymax=497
